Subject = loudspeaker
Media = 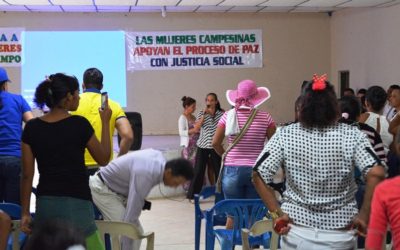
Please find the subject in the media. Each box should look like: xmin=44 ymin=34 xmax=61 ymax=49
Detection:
xmin=118 ymin=112 xmax=142 ymax=151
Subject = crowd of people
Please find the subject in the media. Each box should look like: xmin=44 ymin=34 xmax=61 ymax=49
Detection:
xmin=179 ymin=77 xmax=399 ymax=249
xmin=1 ymin=65 xmax=400 ymax=249
xmin=0 ymin=67 xmax=194 ymax=250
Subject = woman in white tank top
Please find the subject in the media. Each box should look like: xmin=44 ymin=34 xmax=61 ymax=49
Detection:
xmin=359 ymin=86 xmax=392 ymax=152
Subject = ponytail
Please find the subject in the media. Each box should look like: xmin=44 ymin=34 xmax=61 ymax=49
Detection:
xmin=181 ymin=96 xmax=196 ymax=108
xmin=34 ymin=73 xmax=79 ymax=110
xmin=338 ymin=96 xmax=361 ymax=123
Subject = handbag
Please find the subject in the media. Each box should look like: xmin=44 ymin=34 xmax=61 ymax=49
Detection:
xmin=216 ymin=108 xmax=258 ymax=193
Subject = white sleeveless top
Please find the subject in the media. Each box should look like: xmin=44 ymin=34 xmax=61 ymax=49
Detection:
xmin=364 ymin=112 xmax=392 ymax=151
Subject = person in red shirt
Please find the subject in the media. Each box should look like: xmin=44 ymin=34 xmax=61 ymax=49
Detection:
xmin=366 ymin=176 xmax=400 ymax=250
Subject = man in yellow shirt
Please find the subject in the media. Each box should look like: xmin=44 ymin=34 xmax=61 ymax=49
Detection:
xmin=72 ymin=68 xmax=133 ymax=175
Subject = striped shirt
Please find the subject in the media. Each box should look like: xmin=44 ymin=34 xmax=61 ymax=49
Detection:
xmin=364 ymin=112 xmax=392 ymax=152
xmin=196 ymin=109 xmax=224 ymax=149
xmin=359 ymin=123 xmax=387 ymax=163
xmin=218 ymin=109 xmax=275 ymax=166
xmin=340 ymin=119 xmax=387 ymax=163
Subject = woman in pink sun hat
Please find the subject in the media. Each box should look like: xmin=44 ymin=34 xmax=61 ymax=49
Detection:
xmin=212 ymin=79 xmax=276 ymax=228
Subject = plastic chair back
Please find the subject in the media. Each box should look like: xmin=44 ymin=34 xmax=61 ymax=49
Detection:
xmin=204 ymin=199 xmax=269 ymax=250
xmin=194 ymin=186 xmax=225 ymax=250
xmin=0 ymin=203 xmax=21 ymax=220
xmin=8 ymin=220 xmax=22 ymax=250
xmin=0 ymin=203 xmax=27 ymax=250
xmin=241 ymin=219 xmax=279 ymax=250
xmin=95 ymin=220 xmax=154 ymax=250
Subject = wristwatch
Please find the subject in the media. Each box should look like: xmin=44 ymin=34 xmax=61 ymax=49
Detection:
xmin=268 ymin=208 xmax=284 ymax=219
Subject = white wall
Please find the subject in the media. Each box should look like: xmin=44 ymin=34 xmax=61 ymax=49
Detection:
xmin=331 ymin=5 xmax=400 ymax=92
xmin=2 ymin=12 xmax=330 ymax=134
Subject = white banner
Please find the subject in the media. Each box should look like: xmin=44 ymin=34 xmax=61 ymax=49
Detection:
xmin=126 ymin=29 xmax=262 ymax=71
xmin=0 ymin=28 xmax=24 ymax=67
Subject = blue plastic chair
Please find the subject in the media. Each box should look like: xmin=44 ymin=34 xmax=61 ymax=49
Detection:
xmin=194 ymin=186 xmax=225 ymax=250
xmin=0 ymin=203 xmax=21 ymax=220
xmin=204 ymin=199 xmax=269 ymax=250
xmin=0 ymin=203 xmax=27 ymax=250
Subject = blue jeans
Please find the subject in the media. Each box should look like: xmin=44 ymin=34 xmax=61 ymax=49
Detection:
xmin=222 ymin=166 xmax=259 ymax=199
xmin=0 ymin=156 xmax=21 ymax=204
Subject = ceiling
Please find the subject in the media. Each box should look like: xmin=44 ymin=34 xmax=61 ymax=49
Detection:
xmin=0 ymin=0 xmax=399 ymax=13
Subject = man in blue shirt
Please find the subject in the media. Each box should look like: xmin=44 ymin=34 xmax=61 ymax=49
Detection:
xmin=0 ymin=67 xmax=33 ymax=204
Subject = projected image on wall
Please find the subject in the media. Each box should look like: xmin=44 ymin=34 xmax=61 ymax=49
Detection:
xmin=22 ymin=31 xmax=126 ymax=108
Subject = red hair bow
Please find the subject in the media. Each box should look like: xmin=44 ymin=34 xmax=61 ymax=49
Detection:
xmin=312 ymin=74 xmax=327 ymax=91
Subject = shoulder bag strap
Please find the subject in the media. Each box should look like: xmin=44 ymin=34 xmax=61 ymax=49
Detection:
xmin=216 ymin=108 xmax=257 ymax=193
xmin=223 ymin=108 xmax=257 ymax=157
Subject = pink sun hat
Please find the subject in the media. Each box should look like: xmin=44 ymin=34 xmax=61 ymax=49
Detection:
xmin=226 ymin=79 xmax=271 ymax=109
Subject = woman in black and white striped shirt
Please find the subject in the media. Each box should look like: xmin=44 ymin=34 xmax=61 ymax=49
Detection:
xmin=187 ymin=93 xmax=224 ymax=199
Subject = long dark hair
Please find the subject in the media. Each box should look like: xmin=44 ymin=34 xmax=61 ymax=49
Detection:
xmin=34 ymin=73 xmax=79 ymax=110
xmin=338 ymin=95 xmax=361 ymax=122
xmin=298 ymin=79 xmax=339 ymax=128
xmin=206 ymin=92 xmax=223 ymax=111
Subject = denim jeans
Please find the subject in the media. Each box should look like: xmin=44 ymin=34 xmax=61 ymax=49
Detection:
xmin=222 ymin=166 xmax=259 ymax=199
xmin=0 ymin=156 xmax=21 ymax=204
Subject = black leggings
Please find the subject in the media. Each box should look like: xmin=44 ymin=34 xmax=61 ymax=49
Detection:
xmin=186 ymin=147 xmax=221 ymax=199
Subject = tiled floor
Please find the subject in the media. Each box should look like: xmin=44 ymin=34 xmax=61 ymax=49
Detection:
xmin=139 ymin=135 xmax=225 ymax=249
xmin=30 ymin=135 xmax=221 ymax=249
xmin=139 ymin=195 xmax=222 ymax=250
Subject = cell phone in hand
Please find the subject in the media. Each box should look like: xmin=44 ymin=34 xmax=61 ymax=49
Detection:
xmin=101 ymin=92 xmax=108 ymax=110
